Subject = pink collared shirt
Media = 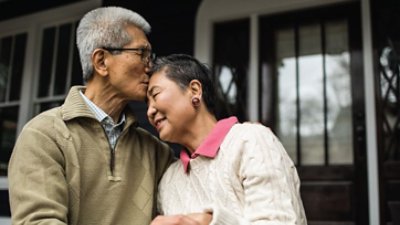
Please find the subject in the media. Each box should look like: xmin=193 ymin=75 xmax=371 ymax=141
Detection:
xmin=180 ymin=116 xmax=238 ymax=172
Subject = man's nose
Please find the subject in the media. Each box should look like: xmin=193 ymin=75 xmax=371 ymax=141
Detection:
xmin=145 ymin=65 xmax=151 ymax=75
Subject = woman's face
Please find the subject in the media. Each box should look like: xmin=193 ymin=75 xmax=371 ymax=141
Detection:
xmin=147 ymin=69 xmax=195 ymax=143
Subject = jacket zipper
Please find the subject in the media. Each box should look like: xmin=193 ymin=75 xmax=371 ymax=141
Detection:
xmin=100 ymin=125 xmax=117 ymax=177
xmin=108 ymin=127 xmax=127 ymax=177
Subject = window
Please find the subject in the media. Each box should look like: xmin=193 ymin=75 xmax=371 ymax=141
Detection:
xmin=212 ymin=19 xmax=250 ymax=121
xmin=379 ymin=43 xmax=400 ymax=161
xmin=0 ymin=33 xmax=27 ymax=176
xmin=0 ymin=1 xmax=99 ymax=178
xmin=34 ymin=22 xmax=82 ymax=114
xmin=261 ymin=19 xmax=353 ymax=166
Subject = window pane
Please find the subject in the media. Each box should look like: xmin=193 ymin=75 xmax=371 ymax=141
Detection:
xmin=54 ymin=23 xmax=72 ymax=95
xmin=38 ymin=27 xmax=56 ymax=98
xmin=0 ymin=106 xmax=18 ymax=176
xmin=380 ymin=45 xmax=400 ymax=161
xmin=9 ymin=33 xmax=27 ymax=101
xmin=71 ymin=44 xmax=83 ymax=86
xmin=71 ymin=22 xmax=83 ymax=86
xmin=213 ymin=19 xmax=249 ymax=121
xmin=299 ymin=24 xmax=324 ymax=165
xmin=0 ymin=37 xmax=12 ymax=103
xmin=325 ymin=21 xmax=353 ymax=164
xmin=275 ymin=28 xmax=297 ymax=163
xmin=217 ymin=66 xmax=237 ymax=103
xmin=34 ymin=101 xmax=63 ymax=114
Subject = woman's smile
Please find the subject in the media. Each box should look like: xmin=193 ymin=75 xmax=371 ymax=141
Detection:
xmin=154 ymin=117 xmax=166 ymax=131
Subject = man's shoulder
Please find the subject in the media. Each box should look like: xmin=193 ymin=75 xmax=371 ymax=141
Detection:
xmin=134 ymin=126 xmax=159 ymax=140
xmin=20 ymin=106 xmax=72 ymax=139
xmin=24 ymin=107 xmax=62 ymax=129
xmin=133 ymin=126 xmax=171 ymax=149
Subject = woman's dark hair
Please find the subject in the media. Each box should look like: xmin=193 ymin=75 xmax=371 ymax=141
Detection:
xmin=150 ymin=54 xmax=216 ymax=114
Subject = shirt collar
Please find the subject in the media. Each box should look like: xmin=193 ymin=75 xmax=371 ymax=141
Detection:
xmin=180 ymin=116 xmax=238 ymax=172
xmin=79 ymin=90 xmax=125 ymax=125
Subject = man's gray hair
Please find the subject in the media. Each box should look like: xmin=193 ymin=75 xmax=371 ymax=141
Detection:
xmin=76 ymin=6 xmax=151 ymax=82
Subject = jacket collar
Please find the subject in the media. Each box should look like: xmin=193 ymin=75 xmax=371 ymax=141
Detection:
xmin=61 ymin=86 xmax=138 ymax=128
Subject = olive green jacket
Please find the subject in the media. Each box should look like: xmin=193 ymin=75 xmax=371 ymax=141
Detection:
xmin=8 ymin=86 xmax=174 ymax=225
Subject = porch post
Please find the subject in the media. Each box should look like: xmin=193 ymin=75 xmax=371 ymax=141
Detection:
xmin=248 ymin=14 xmax=259 ymax=121
xmin=361 ymin=0 xmax=380 ymax=224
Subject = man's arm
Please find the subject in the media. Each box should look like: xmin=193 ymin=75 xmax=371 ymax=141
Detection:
xmin=154 ymin=136 xmax=177 ymax=182
xmin=8 ymin=124 xmax=68 ymax=224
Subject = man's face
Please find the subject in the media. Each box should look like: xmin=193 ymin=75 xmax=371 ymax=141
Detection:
xmin=105 ymin=24 xmax=152 ymax=101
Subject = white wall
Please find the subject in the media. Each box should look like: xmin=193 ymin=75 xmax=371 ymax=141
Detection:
xmin=0 ymin=217 xmax=10 ymax=225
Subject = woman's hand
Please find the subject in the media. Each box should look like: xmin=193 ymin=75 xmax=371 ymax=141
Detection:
xmin=150 ymin=213 xmax=212 ymax=225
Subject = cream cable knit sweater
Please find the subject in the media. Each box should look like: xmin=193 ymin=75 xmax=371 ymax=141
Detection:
xmin=157 ymin=123 xmax=307 ymax=225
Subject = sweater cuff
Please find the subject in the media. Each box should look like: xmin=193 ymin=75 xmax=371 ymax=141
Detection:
xmin=203 ymin=204 xmax=244 ymax=225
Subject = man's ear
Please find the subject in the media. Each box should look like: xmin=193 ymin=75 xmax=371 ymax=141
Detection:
xmin=189 ymin=79 xmax=203 ymax=97
xmin=92 ymin=48 xmax=108 ymax=77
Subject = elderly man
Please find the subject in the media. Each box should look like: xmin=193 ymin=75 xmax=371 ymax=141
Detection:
xmin=8 ymin=6 xmax=174 ymax=225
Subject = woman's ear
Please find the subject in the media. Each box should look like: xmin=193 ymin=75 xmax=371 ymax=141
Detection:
xmin=92 ymin=48 xmax=108 ymax=77
xmin=189 ymin=79 xmax=203 ymax=97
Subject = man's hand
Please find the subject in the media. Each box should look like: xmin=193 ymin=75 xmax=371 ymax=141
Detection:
xmin=150 ymin=213 xmax=212 ymax=225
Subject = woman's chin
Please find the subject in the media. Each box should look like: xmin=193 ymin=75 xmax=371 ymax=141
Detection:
xmin=159 ymin=132 xmax=170 ymax=142
xmin=159 ymin=132 xmax=176 ymax=144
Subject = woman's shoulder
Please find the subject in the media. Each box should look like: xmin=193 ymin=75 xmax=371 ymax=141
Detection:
xmin=228 ymin=122 xmax=274 ymax=139
xmin=220 ymin=122 xmax=281 ymax=156
xmin=160 ymin=160 xmax=184 ymax=183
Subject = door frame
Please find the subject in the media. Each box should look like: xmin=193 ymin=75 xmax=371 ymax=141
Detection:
xmin=258 ymin=3 xmax=368 ymax=224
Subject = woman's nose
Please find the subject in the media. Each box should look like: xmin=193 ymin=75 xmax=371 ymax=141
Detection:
xmin=147 ymin=104 xmax=156 ymax=121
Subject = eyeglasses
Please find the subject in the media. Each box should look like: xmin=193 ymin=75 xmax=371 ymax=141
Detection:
xmin=103 ymin=47 xmax=156 ymax=64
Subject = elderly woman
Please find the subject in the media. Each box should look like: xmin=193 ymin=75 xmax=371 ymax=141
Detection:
xmin=147 ymin=54 xmax=307 ymax=225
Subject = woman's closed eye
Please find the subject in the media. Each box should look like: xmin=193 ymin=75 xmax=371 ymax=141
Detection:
xmin=148 ymin=86 xmax=161 ymax=101
xmin=151 ymin=92 xmax=159 ymax=100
